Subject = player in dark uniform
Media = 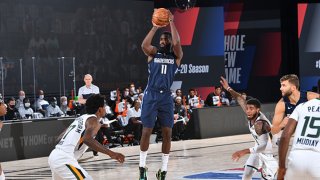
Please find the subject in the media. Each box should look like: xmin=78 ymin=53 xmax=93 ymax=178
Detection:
xmin=271 ymin=74 xmax=319 ymax=151
xmin=139 ymin=11 xmax=183 ymax=180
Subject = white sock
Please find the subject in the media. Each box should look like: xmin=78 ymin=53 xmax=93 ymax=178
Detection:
xmin=0 ymin=171 xmax=5 ymax=180
xmin=139 ymin=151 xmax=148 ymax=167
xmin=161 ymin=153 xmax=169 ymax=171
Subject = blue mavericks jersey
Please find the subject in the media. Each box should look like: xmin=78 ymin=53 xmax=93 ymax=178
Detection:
xmin=146 ymin=52 xmax=178 ymax=91
xmin=283 ymin=91 xmax=307 ymax=115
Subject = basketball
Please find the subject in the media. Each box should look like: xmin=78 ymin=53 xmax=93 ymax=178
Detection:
xmin=152 ymin=8 xmax=170 ymax=27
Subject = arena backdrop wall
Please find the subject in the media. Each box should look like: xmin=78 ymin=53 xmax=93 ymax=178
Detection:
xmin=297 ymin=3 xmax=320 ymax=92
xmin=0 ymin=104 xmax=275 ymax=162
xmin=0 ymin=0 xmax=226 ymax=99
xmin=0 ymin=118 xmax=74 ymax=162
xmin=186 ymin=103 xmax=276 ymax=139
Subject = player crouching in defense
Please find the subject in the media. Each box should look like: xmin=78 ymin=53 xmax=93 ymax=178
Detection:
xmin=220 ymin=77 xmax=278 ymax=180
xmin=48 ymin=94 xmax=125 ymax=179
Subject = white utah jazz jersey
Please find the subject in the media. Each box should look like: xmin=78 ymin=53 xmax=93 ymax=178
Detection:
xmin=248 ymin=112 xmax=273 ymax=154
xmin=290 ymin=98 xmax=320 ymax=152
xmin=56 ymin=114 xmax=96 ymax=159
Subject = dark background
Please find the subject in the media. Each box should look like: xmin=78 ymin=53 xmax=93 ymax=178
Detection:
xmin=0 ymin=0 xmax=316 ymax=103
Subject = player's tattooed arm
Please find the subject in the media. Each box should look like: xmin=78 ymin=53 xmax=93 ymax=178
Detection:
xmin=254 ymin=120 xmax=271 ymax=136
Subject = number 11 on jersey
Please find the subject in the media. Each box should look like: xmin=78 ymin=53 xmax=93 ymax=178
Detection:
xmin=161 ymin=64 xmax=167 ymax=74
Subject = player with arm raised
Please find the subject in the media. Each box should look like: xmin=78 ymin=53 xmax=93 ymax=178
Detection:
xmin=139 ymin=9 xmax=183 ymax=180
xmin=220 ymin=77 xmax=278 ymax=180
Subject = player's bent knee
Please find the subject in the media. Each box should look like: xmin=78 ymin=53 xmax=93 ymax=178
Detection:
xmin=242 ymin=165 xmax=256 ymax=180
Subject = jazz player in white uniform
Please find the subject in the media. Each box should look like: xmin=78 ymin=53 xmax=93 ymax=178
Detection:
xmin=220 ymin=77 xmax=278 ymax=180
xmin=278 ymin=98 xmax=320 ymax=180
xmin=48 ymin=94 xmax=125 ymax=180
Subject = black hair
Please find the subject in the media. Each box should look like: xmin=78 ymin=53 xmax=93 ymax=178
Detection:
xmin=7 ymin=97 xmax=15 ymax=103
xmin=189 ymin=88 xmax=195 ymax=92
xmin=49 ymin=97 xmax=57 ymax=103
xmin=161 ymin=31 xmax=172 ymax=40
xmin=131 ymin=99 xmax=140 ymax=108
xmin=246 ymin=98 xmax=261 ymax=109
xmin=85 ymin=94 xmax=105 ymax=114
xmin=23 ymin=97 xmax=30 ymax=103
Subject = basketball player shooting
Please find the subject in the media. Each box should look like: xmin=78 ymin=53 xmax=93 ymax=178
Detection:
xmin=138 ymin=8 xmax=183 ymax=180
xmin=220 ymin=77 xmax=278 ymax=180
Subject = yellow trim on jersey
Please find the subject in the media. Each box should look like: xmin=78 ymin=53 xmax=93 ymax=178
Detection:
xmin=66 ymin=164 xmax=85 ymax=180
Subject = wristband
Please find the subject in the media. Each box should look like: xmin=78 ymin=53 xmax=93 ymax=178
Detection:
xmin=227 ymin=87 xmax=232 ymax=91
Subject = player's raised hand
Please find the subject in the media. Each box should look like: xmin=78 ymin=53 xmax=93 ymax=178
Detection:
xmin=109 ymin=152 xmax=125 ymax=163
xmin=168 ymin=10 xmax=174 ymax=23
xmin=220 ymin=76 xmax=230 ymax=90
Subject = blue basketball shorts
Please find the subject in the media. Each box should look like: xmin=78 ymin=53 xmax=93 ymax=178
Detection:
xmin=140 ymin=89 xmax=174 ymax=128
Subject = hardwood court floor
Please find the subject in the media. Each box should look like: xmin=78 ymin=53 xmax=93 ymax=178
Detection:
xmin=2 ymin=134 xmax=266 ymax=180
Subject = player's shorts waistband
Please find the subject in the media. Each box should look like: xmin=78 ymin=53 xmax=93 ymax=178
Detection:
xmin=147 ymin=87 xmax=171 ymax=94
xmin=54 ymin=147 xmax=74 ymax=158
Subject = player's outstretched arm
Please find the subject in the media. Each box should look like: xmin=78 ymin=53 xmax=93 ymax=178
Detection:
xmin=278 ymin=118 xmax=297 ymax=180
xmin=220 ymin=76 xmax=246 ymax=112
xmin=168 ymin=11 xmax=183 ymax=66
xmin=271 ymin=99 xmax=287 ymax=135
xmin=83 ymin=117 xmax=125 ymax=163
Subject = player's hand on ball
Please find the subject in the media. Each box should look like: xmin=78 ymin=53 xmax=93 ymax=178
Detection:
xmin=110 ymin=152 xmax=125 ymax=163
